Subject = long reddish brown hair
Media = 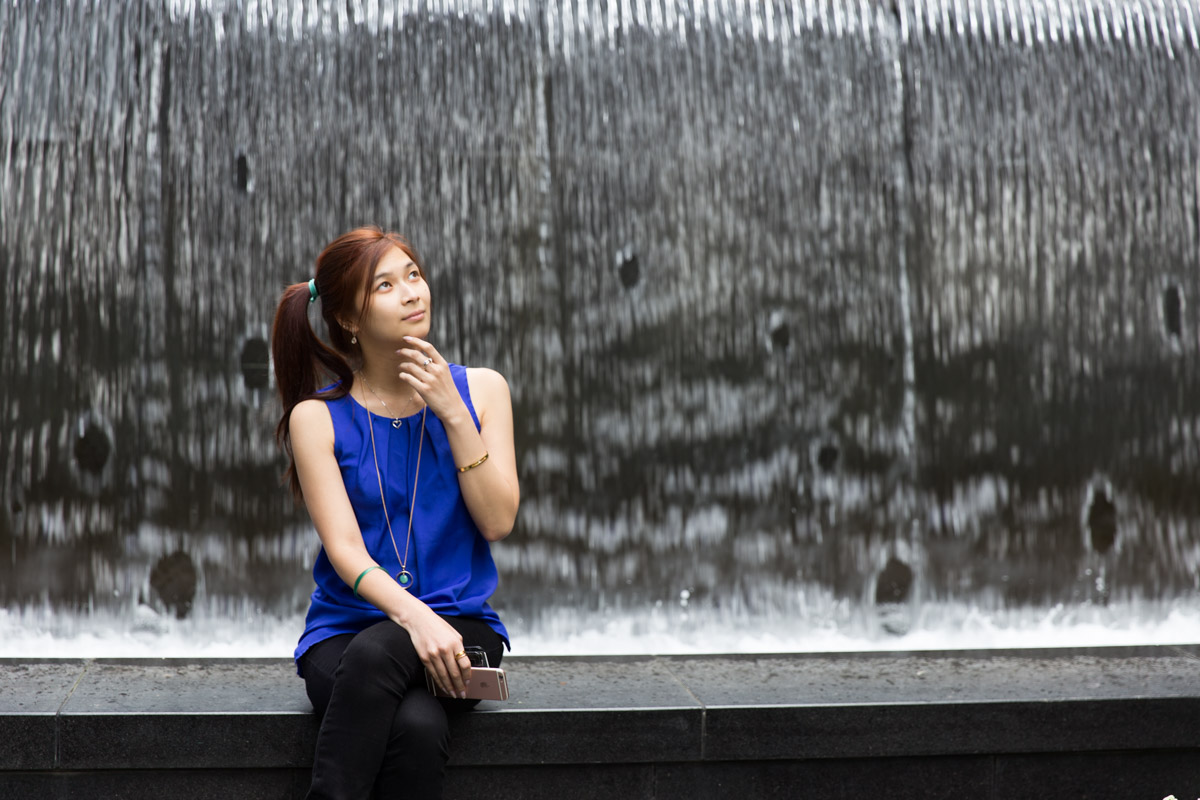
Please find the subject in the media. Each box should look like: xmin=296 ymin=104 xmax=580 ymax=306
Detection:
xmin=272 ymin=226 xmax=426 ymax=501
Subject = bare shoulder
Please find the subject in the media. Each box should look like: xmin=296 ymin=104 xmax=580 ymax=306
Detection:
xmin=465 ymin=366 xmax=510 ymax=397
xmin=289 ymin=398 xmax=334 ymax=445
xmin=465 ymin=367 xmax=512 ymax=420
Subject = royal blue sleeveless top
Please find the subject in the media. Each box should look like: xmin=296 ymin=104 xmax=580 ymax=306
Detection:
xmin=294 ymin=364 xmax=509 ymax=671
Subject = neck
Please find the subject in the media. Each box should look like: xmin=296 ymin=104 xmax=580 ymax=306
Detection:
xmin=357 ymin=364 xmax=418 ymax=406
xmin=358 ymin=340 xmax=422 ymax=392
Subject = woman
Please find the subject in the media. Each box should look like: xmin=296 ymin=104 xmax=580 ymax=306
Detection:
xmin=271 ymin=226 xmax=519 ymax=799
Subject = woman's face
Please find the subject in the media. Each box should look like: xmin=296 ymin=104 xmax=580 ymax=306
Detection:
xmin=355 ymin=246 xmax=431 ymax=345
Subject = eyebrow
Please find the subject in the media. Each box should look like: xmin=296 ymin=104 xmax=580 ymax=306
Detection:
xmin=373 ymin=262 xmax=416 ymax=282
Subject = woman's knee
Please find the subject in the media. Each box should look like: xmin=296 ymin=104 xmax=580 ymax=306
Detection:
xmin=374 ymin=695 xmax=451 ymax=799
xmin=390 ymin=689 xmax=451 ymax=762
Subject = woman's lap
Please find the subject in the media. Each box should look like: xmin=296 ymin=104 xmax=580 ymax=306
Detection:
xmin=301 ymin=616 xmax=504 ymax=716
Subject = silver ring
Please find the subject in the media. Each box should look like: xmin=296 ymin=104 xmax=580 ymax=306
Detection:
xmin=422 ymin=358 xmax=432 ymax=367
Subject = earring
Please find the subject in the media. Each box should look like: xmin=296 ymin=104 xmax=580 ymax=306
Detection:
xmin=351 ymin=335 xmax=357 ymax=345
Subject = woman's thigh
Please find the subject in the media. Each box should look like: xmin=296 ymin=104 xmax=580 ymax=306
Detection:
xmin=299 ymin=633 xmax=355 ymax=716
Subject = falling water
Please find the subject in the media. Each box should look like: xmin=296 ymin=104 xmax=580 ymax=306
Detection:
xmin=2 ymin=0 xmax=1199 ymax=656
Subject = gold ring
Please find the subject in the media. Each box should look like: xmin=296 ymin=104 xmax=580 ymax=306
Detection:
xmin=453 ymin=650 xmax=467 ymax=660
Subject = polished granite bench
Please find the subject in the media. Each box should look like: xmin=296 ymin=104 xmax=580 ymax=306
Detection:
xmin=2 ymin=646 xmax=1198 ymax=799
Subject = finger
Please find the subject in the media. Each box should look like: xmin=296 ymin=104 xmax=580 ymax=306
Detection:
xmin=399 ymin=364 xmax=440 ymax=385
xmin=426 ymin=656 xmax=452 ymax=696
xmin=397 ymin=360 xmax=430 ymax=376
xmin=427 ymin=648 xmax=461 ymax=697
xmin=396 ymin=353 xmax=440 ymax=374
xmin=402 ymin=337 xmax=444 ymax=363
xmin=398 ymin=337 xmax=431 ymax=358
xmin=445 ymin=652 xmax=469 ymax=698
xmin=397 ymin=371 xmax=436 ymax=396
xmin=395 ymin=347 xmax=426 ymax=362
xmin=457 ymin=653 xmax=473 ymax=684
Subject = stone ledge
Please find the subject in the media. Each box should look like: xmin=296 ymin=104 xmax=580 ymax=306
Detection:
xmin=2 ymin=646 xmax=1198 ymax=799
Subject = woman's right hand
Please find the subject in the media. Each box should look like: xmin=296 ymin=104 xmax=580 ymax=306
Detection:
xmin=403 ymin=605 xmax=472 ymax=698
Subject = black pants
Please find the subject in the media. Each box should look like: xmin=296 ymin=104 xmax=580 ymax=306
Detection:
xmin=300 ymin=616 xmax=504 ymax=800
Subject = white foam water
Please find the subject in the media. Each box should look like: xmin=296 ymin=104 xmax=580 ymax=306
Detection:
xmin=2 ymin=598 xmax=1198 ymax=659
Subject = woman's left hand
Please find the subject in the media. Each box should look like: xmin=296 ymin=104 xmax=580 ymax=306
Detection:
xmin=396 ymin=337 xmax=467 ymax=421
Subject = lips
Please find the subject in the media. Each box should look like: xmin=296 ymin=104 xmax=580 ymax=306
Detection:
xmin=404 ymin=310 xmax=426 ymax=321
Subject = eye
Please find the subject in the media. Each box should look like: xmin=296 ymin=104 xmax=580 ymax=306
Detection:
xmin=407 ymin=269 xmax=421 ymax=281
xmin=376 ymin=280 xmax=392 ymax=291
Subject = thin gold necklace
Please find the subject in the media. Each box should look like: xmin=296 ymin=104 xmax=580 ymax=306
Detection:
xmin=362 ymin=383 xmax=426 ymax=589
xmin=360 ymin=372 xmax=418 ymax=428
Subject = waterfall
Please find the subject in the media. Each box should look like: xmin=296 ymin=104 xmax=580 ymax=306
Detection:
xmin=2 ymin=0 xmax=1198 ymax=654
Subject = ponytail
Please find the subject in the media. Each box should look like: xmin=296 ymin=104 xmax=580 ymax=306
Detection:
xmin=271 ymin=282 xmax=354 ymax=502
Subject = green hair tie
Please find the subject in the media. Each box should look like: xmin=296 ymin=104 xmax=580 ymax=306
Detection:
xmin=308 ymin=278 xmax=318 ymax=304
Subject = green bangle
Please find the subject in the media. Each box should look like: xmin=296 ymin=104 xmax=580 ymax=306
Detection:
xmin=353 ymin=565 xmax=383 ymax=598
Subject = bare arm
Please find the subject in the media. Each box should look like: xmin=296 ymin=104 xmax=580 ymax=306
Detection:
xmin=397 ymin=340 xmax=520 ymax=541
xmin=289 ymin=399 xmax=474 ymax=698
xmin=451 ymin=367 xmax=520 ymax=540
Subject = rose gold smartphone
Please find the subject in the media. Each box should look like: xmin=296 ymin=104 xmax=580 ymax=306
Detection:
xmin=427 ymin=667 xmax=509 ymax=701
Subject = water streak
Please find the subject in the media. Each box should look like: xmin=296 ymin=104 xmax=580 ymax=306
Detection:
xmin=1 ymin=0 xmax=1198 ymax=654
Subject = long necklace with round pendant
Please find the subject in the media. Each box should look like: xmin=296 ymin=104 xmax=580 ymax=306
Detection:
xmin=364 ymin=383 xmax=425 ymax=590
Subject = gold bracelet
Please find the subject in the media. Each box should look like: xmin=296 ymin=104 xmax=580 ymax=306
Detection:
xmin=457 ymin=452 xmax=489 ymax=473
